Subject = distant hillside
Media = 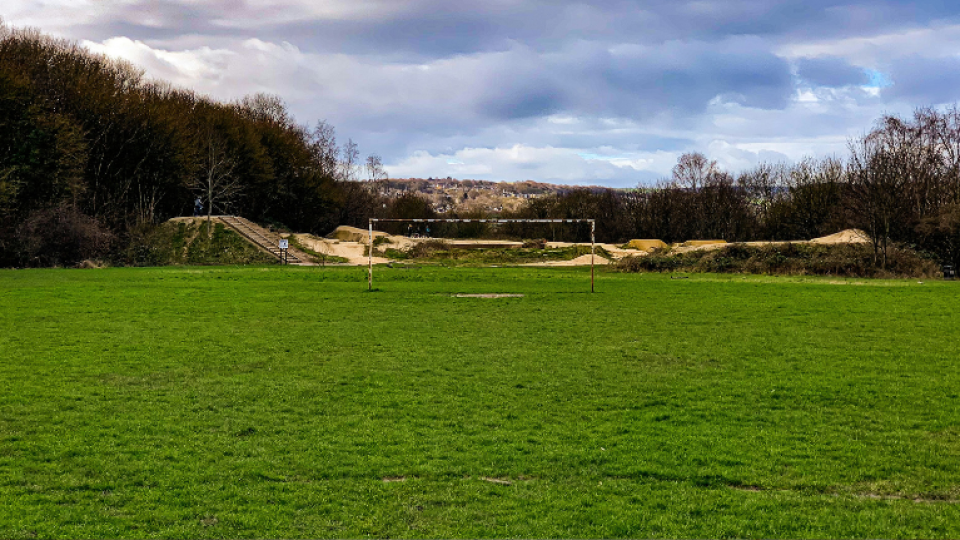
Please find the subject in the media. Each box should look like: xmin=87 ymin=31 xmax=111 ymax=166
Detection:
xmin=378 ymin=178 xmax=611 ymax=214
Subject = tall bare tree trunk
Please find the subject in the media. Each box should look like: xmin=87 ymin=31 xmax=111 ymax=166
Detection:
xmin=207 ymin=173 xmax=213 ymax=239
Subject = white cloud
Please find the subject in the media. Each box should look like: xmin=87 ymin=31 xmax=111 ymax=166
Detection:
xmin=778 ymin=23 xmax=960 ymax=64
xmin=8 ymin=1 xmax=960 ymax=186
xmin=82 ymin=37 xmax=234 ymax=86
xmin=3 ymin=0 xmax=102 ymax=29
xmin=81 ymin=37 xmax=329 ymax=104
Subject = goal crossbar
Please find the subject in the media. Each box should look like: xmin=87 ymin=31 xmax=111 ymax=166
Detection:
xmin=367 ymin=218 xmax=596 ymax=292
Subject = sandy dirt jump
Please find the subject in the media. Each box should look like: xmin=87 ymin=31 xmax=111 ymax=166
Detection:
xmin=523 ymin=254 xmax=611 ymax=267
xmin=294 ymin=226 xmax=430 ymax=265
xmin=811 ymin=229 xmax=871 ymax=244
xmin=663 ymin=229 xmax=872 ymax=255
xmin=296 ymin=226 xmax=620 ymax=266
xmin=282 ymin=225 xmax=873 ymax=267
xmin=294 ymin=233 xmax=389 ymax=265
xmin=326 ymin=225 xmax=390 ymax=243
xmin=546 ymin=242 xmax=645 ymax=260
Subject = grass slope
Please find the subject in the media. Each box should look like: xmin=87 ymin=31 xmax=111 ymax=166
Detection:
xmin=1 ymin=266 xmax=959 ymax=538
xmin=125 ymin=221 xmax=277 ymax=267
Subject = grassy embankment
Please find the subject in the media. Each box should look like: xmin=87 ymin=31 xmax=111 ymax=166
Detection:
xmin=1 ymin=266 xmax=959 ymax=538
xmin=124 ymin=221 xmax=277 ymax=266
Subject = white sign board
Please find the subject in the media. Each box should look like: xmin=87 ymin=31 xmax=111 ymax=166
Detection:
xmin=278 ymin=239 xmax=289 ymax=249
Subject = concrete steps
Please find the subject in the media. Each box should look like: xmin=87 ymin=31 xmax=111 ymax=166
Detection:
xmin=219 ymin=216 xmax=312 ymax=265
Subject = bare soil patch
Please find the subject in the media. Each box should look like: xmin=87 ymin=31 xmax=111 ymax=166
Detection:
xmin=454 ymin=293 xmax=525 ymax=298
xmin=480 ymin=477 xmax=513 ymax=485
xmin=523 ymin=254 xmax=611 ymax=266
xmin=811 ymin=228 xmax=871 ymax=244
xmin=853 ymin=492 xmax=960 ymax=504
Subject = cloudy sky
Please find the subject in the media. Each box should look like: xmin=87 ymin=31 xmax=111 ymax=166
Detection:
xmin=5 ymin=1 xmax=960 ymax=186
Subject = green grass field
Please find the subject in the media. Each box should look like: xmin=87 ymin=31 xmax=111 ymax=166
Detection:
xmin=2 ymin=266 xmax=959 ymax=538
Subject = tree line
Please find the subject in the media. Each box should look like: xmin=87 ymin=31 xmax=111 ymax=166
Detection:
xmin=0 ymin=23 xmax=391 ymax=266
xmin=479 ymin=109 xmax=960 ymax=270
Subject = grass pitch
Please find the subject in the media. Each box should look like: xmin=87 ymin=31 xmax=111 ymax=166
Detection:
xmin=1 ymin=266 xmax=959 ymax=538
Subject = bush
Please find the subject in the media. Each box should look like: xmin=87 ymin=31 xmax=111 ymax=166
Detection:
xmin=614 ymin=242 xmax=939 ymax=278
xmin=122 ymin=222 xmax=181 ymax=266
xmin=16 ymin=205 xmax=114 ymax=267
xmin=405 ymin=240 xmax=452 ymax=259
xmin=522 ymin=238 xmax=547 ymax=249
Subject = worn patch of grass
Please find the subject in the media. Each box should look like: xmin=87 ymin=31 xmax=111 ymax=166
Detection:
xmin=1 ymin=266 xmax=959 ymax=538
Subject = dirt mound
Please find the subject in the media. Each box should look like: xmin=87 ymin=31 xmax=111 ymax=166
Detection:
xmin=545 ymin=241 xmax=643 ymax=259
xmin=295 ymin=233 xmax=390 ymax=265
xmin=568 ymin=254 xmax=610 ymax=265
xmin=327 ymin=225 xmax=388 ymax=244
xmin=683 ymin=240 xmax=727 ymax=247
xmin=627 ymin=239 xmax=668 ymax=251
xmin=811 ymin=229 xmax=871 ymax=244
xmin=525 ymin=254 xmax=611 ymax=267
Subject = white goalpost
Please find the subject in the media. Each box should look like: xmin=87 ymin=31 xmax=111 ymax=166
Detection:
xmin=367 ymin=218 xmax=597 ymax=292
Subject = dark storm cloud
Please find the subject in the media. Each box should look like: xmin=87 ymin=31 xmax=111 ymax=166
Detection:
xmin=480 ymin=88 xmax=564 ymax=120
xmin=594 ymin=38 xmax=794 ymax=113
xmin=387 ymin=35 xmax=794 ymax=133
xmin=66 ymin=0 xmax=960 ymax=59
xmin=797 ymin=57 xmax=869 ymax=87
xmin=237 ymin=0 xmax=960 ymax=58
xmin=69 ymin=0 xmax=232 ymax=42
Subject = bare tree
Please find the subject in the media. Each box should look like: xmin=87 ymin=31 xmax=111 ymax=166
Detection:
xmin=366 ymin=154 xmax=387 ymax=183
xmin=762 ymin=157 xmax=845 ymax=240
xmin=338 ymin=139 xmax=360 ymax=182
xmin=672 ymin=152 xmax=717 ymax=190
xmin=238 ymin=93 xmax=291 ymax=125
xmin=847 ymin=135 xmax=911 ymax=269
xmin=310 ymin=120 xmax=339 ymax=179
xmin=133 ymin=179 xmax=162 ymax=225
xmin=931 ymin=106 xmax=960 ymax=206
xmin=737 ymin=161 xmax=786 ymax=227
xmin=190 ymin=132 xmax=241 ymax=237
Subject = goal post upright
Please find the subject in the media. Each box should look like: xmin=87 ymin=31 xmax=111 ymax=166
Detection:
xmin=367 ymin=217 xmax=596 ymax=292
xmin=368 ymin=220 xmax=374 ymax=291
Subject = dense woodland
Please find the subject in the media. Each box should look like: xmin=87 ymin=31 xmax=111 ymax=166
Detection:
xmin=2 ymin=23 xmax=960 ymax=270
xmin=0 ymin=23 xmax=387 ymax=267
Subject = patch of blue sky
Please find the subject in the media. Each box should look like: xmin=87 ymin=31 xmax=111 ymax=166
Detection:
xmin=865 ymin=69 xmax=892 ymax=89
